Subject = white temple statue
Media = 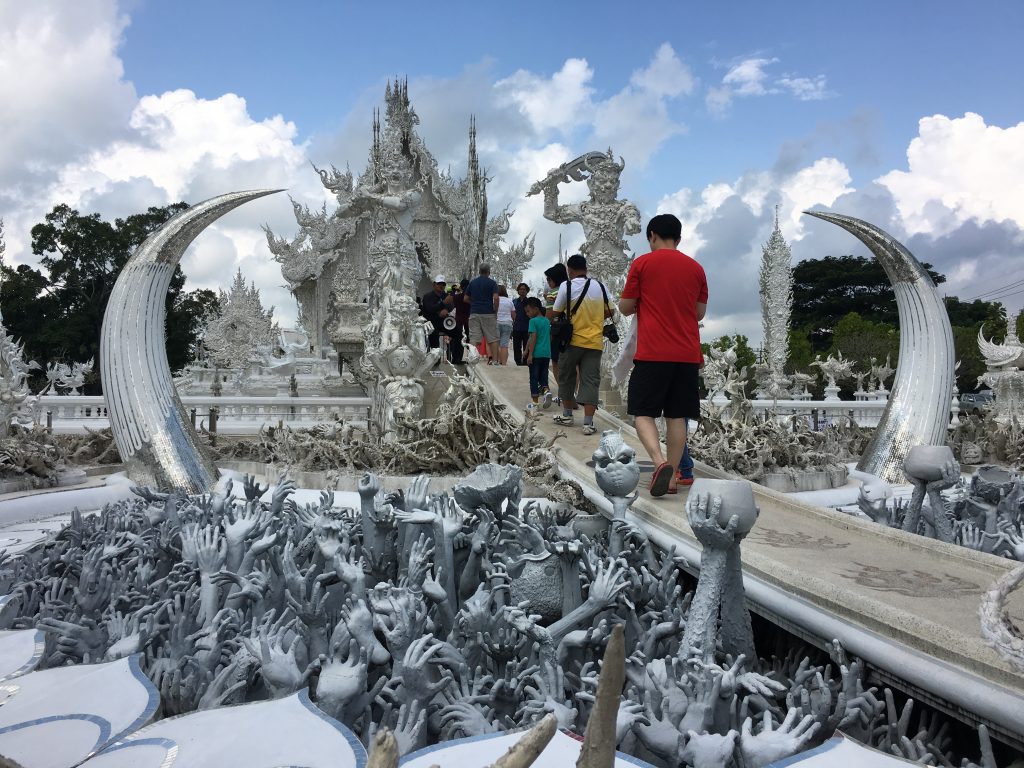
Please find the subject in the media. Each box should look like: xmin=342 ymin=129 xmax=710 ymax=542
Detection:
xmin=0 ymin=311 xmax=39 ymax=436
xmin=203 ymin=269 xmax=278 ymax=370
xmin=44 ymin=358 xmax=93 ymax=396
xmin=811 ymin=351 xmax=853 ymax=402
xmin=977 ymin=311 xmax=1024 ymax=423
xmin=528 ymin=149 xmax=640 ymax=286
xmin=266 ymin=81 xmax=534 ymax=432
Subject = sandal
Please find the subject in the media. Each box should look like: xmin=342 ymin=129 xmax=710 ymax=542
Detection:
xmin=649 ymin=462 xmax=673 ymax=497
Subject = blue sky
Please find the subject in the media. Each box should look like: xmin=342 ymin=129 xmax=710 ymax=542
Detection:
xmin=1 ymin=0 xmax=1022 ymax=342
xmin=116 ymin=0 xmax=1023 ymax=188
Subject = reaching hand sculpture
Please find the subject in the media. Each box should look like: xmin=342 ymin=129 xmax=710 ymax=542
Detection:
xmin=2 ymin=460 xmax=1009 ymax=767
xmin=682 ymin=482 xmax=758 ymax=662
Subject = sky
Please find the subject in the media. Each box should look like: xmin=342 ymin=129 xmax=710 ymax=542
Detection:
xmin=1 ymin=0 xmax=1022 ymax=345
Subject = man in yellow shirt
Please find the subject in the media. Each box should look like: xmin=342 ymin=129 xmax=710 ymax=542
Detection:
xmin=548 ymin=254 xmax=613 ymax=436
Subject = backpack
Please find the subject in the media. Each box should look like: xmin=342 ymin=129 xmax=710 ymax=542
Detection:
xmin=550 ymin=279 xmax=592 ymax=353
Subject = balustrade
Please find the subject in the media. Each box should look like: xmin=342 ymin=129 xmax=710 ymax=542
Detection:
xmin=37 ymin=395 xmax=371 ymax=434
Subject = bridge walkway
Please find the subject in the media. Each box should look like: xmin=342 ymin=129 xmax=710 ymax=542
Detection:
xmin=474 ymin=363 xmax=1024 ymax=747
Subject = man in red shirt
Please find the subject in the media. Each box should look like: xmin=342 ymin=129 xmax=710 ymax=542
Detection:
xmin=618 ymin=213 xmax=708 ymax=497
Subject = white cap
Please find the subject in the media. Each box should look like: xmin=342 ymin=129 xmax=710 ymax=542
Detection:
xmin=434 ymin=274 xmax=446 ymax=283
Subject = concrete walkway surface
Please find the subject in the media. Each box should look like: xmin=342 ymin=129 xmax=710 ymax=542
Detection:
xmin=475 ymin=362 xmax=1024 ymax=744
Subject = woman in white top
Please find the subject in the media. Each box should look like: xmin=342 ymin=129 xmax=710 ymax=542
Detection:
xmin=495 ymin=285 xmax=516 ymax=365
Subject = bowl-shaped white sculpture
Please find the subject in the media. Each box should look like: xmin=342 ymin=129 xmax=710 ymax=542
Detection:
xmin=903 ymin=445 xmax=955 ymax=482
xmin=688 ymin=478 xmax=759 ymax=534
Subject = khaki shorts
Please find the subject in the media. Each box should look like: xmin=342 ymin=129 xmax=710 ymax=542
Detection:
xmin=468 ymin=313 xmax=498 ymax=344
xmin=558 ymin=345 xmax=602 ymax=406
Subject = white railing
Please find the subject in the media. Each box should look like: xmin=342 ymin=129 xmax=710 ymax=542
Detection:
xmin=36 ymin=395 xmax=372 ymax=434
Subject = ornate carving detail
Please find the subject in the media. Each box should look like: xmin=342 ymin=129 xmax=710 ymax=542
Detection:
xmin=756 ymin=208 xmax=793 ymax=399
xmin=0 ymin=312 xmax=40 ymax=436
xmin=202 ymin=269 xmax=279 ymax=369
xmin=44 ymin=359 xmax=93 ymax=396
xmin=839 ymin=562 xmax=979 ymax=597
xmin=528 ymin=148 xmax=640 ymax=285
xmin=749 ymin=526 xmax=850 ymax=550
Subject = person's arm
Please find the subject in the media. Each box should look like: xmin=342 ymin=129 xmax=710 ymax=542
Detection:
xmin=527 ymin=330 xmax=537 ymax=362
xmin=548 ymin=284 xmax=566 ymax=320
xmin=619 ymin=263 xmax=639 ymax=316
xmin=696 ymin=302 xmax=707 ymax=321
xmin=492 ymin=292 xmax=500 ymax=312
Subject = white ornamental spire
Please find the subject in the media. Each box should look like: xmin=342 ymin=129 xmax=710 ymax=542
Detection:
xmin=758 ymin=205 xmax=793 ymax=377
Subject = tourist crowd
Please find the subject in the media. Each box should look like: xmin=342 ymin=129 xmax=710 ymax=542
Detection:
xmin=420 ymin=214 xmax=706 ymax=496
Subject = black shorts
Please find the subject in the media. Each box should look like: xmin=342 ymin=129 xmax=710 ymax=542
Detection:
xmin=627 ymin=361 xmax=700 ymax=419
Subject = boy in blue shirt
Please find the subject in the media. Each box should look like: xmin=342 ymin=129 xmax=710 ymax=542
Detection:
xmin=524 ymin=297 xmax=552 ymax=408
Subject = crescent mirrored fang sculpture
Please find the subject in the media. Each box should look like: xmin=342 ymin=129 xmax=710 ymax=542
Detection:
xmin=803 ymin=211 xmax=955 ymax=484
xmin=100 ymin=190 xmax=283 ymax=493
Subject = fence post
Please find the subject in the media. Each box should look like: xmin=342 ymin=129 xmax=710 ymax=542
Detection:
xmin=208 ymin=407 xmax=218 ymax=447
xmin=190 ymin=408 xmax=197 ymax=429
xmin=811 ymin=408 xmax=819 ymax=431
xmin=46 ymin=410 xmax=53 ymax=435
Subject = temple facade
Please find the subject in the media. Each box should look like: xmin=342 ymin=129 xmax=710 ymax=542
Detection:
xmin=265 ymin=81 xmax=518 ymax=371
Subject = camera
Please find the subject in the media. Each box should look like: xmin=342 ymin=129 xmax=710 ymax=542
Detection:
xmin=602 ymin=323 xmax=619 ymax=343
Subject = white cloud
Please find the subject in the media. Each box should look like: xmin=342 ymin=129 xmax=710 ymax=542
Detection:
xmin=777 ymin=74 xmax=829 ymax=101
xmin=706 ymin=56 xmax=831 ymax=117
xmin=0 ymin=0 xmax=135 ymax=194
xmin=722 ymin=57 xmax=777 ymax=96
xmin=779 ymin=158 xmax=853 ymax=235
xmin=3 ymin=85 xmax=319 ymax=327
xmin=495 ymin=58 xmax=595 ymax=135
xmin=630 ymin=43 xmax=696 ymax=98
xmin=878 ymin=112 xmax=1024 ymax=236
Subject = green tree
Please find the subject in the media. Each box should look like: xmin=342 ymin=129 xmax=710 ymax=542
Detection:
xmin=785 ymin=326 xmax=815 ymax=374
xmin=943 ymin=297 xmax=1007 ymax=393
xmin=828 ymin=312 xmax=899 ymax=369
xmin=0 ymin=203 xmax=213 ymax=394
xmin=792 ymin=255 xmax=944 ymax=351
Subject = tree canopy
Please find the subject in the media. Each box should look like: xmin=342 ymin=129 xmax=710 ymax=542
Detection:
xmin=789 ymin=254 xmax=1007 ymax=393
xmin=792 ymin=255 xmax=944 ymax=350
xmin=0 ymin=203 xmax=218 ymax=394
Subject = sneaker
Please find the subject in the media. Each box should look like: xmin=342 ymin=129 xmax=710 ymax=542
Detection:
xmin=540 ymin=391 xmax=553 ymax=410
xmin=552 ymin=413 xmax=575 ymax=426
xmin=582 ymin=423 xmax=596 ymax=436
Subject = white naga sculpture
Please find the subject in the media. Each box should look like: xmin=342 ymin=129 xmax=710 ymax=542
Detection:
xmin=811 ymin=351 xmax=854 ymax=402
xmin=484 ymin=205 xmax=535 ymax=288
xmin=978 ymin=312 xmax=1024 ymax=424
xmin=755 ymin=208 xmax=793 ymax=400
xmin=528 ymin=149 xmax=640 ymax=287
xmin=0 ymin=312 xmax=39 ymax=437
xmin=44 ymin=359 xmax=94 ymax=396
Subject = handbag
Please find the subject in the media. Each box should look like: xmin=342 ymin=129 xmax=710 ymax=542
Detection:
xmin=550 ymin=279 xmax=591 ymax=353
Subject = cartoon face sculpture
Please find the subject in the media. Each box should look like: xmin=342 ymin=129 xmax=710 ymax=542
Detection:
xmin=591 ymin=430 xmax=641 ymax=497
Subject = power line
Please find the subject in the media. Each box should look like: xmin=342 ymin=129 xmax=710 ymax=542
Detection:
xmin=964 ymin=276 xmax=1024 ymax=301
xmin=980 ymin=285 xmax=1024 ymax=303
